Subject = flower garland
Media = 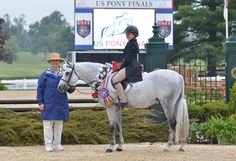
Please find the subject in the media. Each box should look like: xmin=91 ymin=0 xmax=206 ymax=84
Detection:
xmin=91 ymin=61 xmax=120 ymax=102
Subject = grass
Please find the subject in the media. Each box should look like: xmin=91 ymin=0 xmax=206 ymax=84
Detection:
xmin=0 ymin=108 xmax=168 ymax=146
xmin=0 ymin=51 xmax=49 ymax=79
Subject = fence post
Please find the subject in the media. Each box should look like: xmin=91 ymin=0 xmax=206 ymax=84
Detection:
xmin=23 ymin=79 xmax=27 ymax=90
xmin=224 ymin=21 xmax=236 ymax=103
xmin=145 ymin=23 xmax=169 ymax=123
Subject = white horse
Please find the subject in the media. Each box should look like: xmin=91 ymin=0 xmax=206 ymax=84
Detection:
xmin=58 ymin=62 xmax=189 ymax=152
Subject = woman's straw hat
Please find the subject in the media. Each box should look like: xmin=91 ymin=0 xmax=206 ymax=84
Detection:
xmin=47 ymin=53 xmax=64 ymax=63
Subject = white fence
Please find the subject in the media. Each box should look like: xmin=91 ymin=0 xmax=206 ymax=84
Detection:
xmin=1 ymin=79 xmax=38 ymax=90
xmin=0 ymin=79 xmax=86 ymax=90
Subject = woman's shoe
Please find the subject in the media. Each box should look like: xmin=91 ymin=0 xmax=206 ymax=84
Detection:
xmin=45 ymin=146 xmax=54 ymax=152
xmin=52 ymin=144 xmax=64 ymax=152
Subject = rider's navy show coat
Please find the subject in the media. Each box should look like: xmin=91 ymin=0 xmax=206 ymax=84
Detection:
xmin=37 ymin=68 xmax=74 ymax=120
xmin=120 ymin=38 xmax=143 ymax=83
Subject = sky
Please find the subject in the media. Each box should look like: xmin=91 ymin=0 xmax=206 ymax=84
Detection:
xmin=0 ymin=0 xmax=74 ymax=26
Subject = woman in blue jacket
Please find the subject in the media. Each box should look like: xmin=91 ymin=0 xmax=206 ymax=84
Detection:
xmin=37 ymin=53 xmax=74 ymax=152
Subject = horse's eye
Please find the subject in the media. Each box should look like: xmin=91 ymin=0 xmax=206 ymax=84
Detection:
xmin=65 ymin=72 xmax=70 ymax=75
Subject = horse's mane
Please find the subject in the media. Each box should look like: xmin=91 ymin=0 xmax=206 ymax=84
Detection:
xmin=75 ymin=62 xmax=104 ymax=67
xmin=74 ymin=62 xmax=104 ymax=76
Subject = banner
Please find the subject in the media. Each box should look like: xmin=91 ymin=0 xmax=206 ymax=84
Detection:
xmin=75 ymin=10 xmax=93 ymax=50
xmin=93 ymin=9 xmax=155 ymax=49
xmin=156 ymin=10 xmax=173 ymax=49
xmin=75 ymin=0 xmax=173 ymax=9
xmin=74 ymin=0 xmax=173 ymax=50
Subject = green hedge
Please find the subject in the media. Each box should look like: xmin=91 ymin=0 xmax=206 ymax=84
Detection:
xmin=188 ymin=101 xmax=236 ymax=145
xmin=229 ymin=81 xmax=236 ymax=113
xmin=189 ymin=116 xmax=236 ymax=144
xmin=188 ymin=102 xmax=233 ymax=122
xmin=0 ymin=109 xmax=168 ymax=146
xmin=0 ymin=83 xmax=7 ymax=90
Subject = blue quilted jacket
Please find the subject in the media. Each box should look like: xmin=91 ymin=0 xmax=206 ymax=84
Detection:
xmin=37 ymin=68 xmax=74 ymax=120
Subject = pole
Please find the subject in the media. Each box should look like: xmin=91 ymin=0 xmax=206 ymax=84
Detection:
xmin=224 ymin=0 xmax=229 ymax=38
xmin=226 ymin=12 xmax=229 ymax=39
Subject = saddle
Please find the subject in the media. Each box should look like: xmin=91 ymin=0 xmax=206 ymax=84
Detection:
xmin=121 ymin=80 xmax=131 ymax=90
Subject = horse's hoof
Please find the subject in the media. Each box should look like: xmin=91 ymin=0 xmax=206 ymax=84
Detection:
xmin=178 ymin=147 xmax=185 ymax=152
xmin=106 ymin=148 xmax=113 ymax=153
xmin=163 ymin=148 xmax=170 ymax=152
xmin=116 ymin=148 xmax=123 ymax=152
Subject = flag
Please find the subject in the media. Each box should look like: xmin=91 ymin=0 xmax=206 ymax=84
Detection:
xmin=224 ymin=0 xmax=228 ymax=20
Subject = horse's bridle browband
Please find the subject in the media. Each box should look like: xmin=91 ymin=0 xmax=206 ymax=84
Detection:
xmin=60 ymin=63 xmax=96 ymax=88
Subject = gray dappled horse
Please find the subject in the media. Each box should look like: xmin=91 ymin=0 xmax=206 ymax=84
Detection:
xmin=58 ymin=62 xmax=189 ymax=152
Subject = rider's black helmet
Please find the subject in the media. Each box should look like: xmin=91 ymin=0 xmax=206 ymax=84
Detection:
xmin=124 ymin=25 xmax=139 ymax=37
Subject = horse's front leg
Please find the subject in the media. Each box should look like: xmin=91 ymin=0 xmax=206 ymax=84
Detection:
xmin=106 ymin=107 xmax=118 ymax=153
xmin=106 ymin=120 xmax=116 ymax=153
xmin=116 ymin=111 xmax=124 ymax=151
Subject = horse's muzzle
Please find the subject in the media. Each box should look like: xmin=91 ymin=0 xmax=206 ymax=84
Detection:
xmin=58 ymin=85 xmax=67 ymax=93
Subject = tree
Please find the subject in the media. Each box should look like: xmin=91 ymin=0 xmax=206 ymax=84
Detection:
xmin=2 ymin=14 xmax=29 ymax=51
xmin=169 ymin=0 xmax=236 ymax=75
xmin=28 ymin=11 xmax=74 ymax=60
xmin=2 ymin=14 xmax=13 ymax=35
xmin=0 ymin=17 xmax=9 ymax=62
xmin=12 ymin=14 xmax=30 ymax=50
xmin=4 ymin=36 xmax=19 ymax=64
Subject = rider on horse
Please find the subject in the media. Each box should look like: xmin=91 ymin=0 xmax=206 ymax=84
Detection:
xmin=112 ymin=25 xmax=143 ymax=109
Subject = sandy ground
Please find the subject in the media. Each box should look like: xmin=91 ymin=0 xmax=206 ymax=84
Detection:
xmin=0 ymin=143 xmax=236 ymax=161
xmin=1 ymin=91 xmax=236 ymax=161
xmin=0 ymin=89 xmax=98 ymax=108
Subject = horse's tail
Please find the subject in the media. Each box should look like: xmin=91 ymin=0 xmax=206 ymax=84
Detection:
xmin=175 ymin=75 xmax=189 ymax=143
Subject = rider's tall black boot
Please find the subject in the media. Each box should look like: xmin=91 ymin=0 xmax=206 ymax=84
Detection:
xmin=115 ymin=101 xmax=128 ymax=109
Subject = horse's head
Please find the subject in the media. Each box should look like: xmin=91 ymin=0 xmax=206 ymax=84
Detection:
xmin=58 ymin=61 xmax=80 ymax=93
xmin=58 ymin=61 xmax=104 ymax=93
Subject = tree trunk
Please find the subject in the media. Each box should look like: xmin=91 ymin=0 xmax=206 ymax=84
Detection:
xmin=207 ymin=54 xmax=216 ymax=76
xmin=43 ymin=51 xmax=48 ymax=61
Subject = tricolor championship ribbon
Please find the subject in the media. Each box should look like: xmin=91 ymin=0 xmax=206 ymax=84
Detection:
xmin=98 ymin=70 xmax=114 ymax=108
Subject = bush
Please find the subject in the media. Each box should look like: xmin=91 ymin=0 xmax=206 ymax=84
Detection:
xmin=229 ymin=81 xmax=236 ymax=113
xmin=188 ymin=104 xmax=203 ymax=121
xmin=192 ymin=116 xmax=236 ymax=145
xmin=0 ymin=109 xmax=168 ymax=146
xmin=0 ymin=83 xmax=7 ymax=90
xmin=230 ymin=113 xmax=236 ymax=120
xmin=188 ymin=102 xmax=233 ymax=122
xmin=201 ymin=102 xmax=233 ymax=121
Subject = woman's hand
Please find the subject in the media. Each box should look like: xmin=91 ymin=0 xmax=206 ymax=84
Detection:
xmin=39 ymin=104 xmax=45 ymax=112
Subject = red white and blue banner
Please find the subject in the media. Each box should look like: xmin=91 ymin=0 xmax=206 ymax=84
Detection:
xmin=156 ymin=8 xmax=173 ymax=49
xmin=75 ymin=0 xmax=172 ymax=9
xmin=74 ymin=9 xmax=93 ymax=50
xmin=74 ymin=0 xmax=173 ymax=50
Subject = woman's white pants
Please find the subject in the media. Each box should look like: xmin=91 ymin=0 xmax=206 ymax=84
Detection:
xmin=43 ymin=120 xmax=63 ymax=147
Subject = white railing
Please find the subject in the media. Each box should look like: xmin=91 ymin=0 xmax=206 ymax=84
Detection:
xmin=1 ymin=79 xmax=38 ymax=90
xmin=0 ymin=79 xmax=87 ymax=90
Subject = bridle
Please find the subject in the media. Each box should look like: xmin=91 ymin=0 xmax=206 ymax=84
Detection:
xmin=60 ymin=63 xmax=97 ymax=89
xmin=60 ymin=63 xmax=80 ymax=87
